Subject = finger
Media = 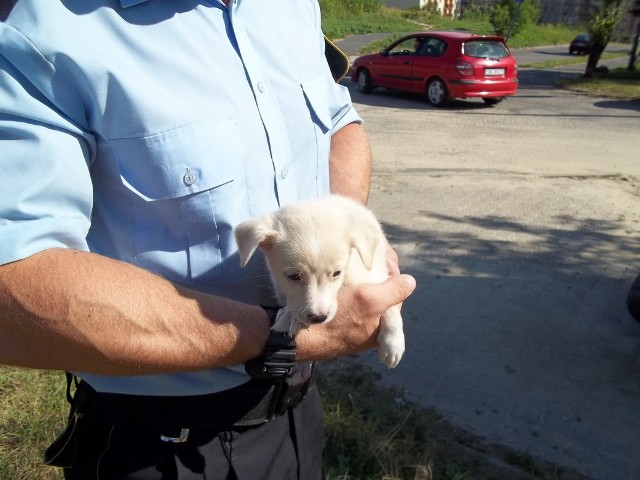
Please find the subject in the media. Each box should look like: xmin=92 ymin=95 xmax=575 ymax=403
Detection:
xmin=389 ymin=273 xmax=416 ymax=303
xmin=365 ymin=274 xmax=416 ymax=308
xmin=384 ymin=240 xmax=401 ymax=276
xmin=386 ymin=251 xmax=400 ymax=276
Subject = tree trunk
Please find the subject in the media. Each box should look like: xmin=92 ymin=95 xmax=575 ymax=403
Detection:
xmin=585 ymin=45 xmax=606 ymax=77
xmin=628 ymin=16 xmax=640 ymax=71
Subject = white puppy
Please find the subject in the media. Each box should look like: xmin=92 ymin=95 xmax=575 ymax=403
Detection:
xmin=234 ymin=194 xmax=405 ymax=368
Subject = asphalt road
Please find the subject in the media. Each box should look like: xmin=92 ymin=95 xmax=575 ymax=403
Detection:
xmin=336 ymin=37 xmax=640 ymax=480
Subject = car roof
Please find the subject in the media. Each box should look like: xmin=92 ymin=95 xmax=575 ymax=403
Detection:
xmin=398 ymin=31 xmax=506 ymax=42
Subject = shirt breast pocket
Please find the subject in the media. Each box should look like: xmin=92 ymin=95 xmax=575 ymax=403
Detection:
xmin=110 ymin=117 xmax=250 ymax=284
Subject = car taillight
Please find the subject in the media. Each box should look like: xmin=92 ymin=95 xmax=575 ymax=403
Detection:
xmin=456 ymin=59 xmax=474 ymax=76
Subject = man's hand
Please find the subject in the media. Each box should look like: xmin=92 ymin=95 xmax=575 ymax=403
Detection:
xmin=295 ymin=274 xmax=416 ymax=361
xmin=324 ymin=120 xmax=414 ymax=362
xmin=384 ymin=238 xmax=401 ymax=276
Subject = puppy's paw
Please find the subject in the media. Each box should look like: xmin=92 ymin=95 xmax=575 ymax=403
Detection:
xmin=377 ymin=331 xmax=405 ymax=368
xmin=271 ymin=307 xmax=301 ymax=337
xmin=377 ymin=309 xmax=405 ymax=368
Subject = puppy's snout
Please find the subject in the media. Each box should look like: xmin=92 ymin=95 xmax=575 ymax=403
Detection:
xmin=307 ymin=313 xmax=328 ymax=324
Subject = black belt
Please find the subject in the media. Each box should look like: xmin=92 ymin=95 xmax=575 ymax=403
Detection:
xmin=45 ymin=366 xmax=316 ymax=466
xmin=96 ymin=362 xmax=317 ymax=431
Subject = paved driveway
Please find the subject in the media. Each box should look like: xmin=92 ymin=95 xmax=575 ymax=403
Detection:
xmin=338 ymin=38 xmax=640 ymax=480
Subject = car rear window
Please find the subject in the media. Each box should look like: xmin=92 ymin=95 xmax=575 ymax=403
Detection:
xmin=463 ymin=41 xmax=510 ymax=59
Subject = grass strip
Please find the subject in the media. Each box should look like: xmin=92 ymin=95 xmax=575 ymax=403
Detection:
xmin=0 ymin=367 xmax=66 ymax=480
xmin=560 ymin=68 xmax=640 ymax=100
xmin=318 ymin=360 xmax=592 ymax=480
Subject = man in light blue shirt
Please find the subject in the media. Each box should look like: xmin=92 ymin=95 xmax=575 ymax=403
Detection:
xmin=0 ymin=0 xmax=416 ymax=478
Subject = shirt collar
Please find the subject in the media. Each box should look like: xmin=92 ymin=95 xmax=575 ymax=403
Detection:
xmin=120 ymin=0 xmax=150 ymax=7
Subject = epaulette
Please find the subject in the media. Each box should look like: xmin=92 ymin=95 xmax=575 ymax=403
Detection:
xmin=324 ymin=35 xmax=349 ymax=83
xmin=0 ymin=0 xmax=17 ymax=22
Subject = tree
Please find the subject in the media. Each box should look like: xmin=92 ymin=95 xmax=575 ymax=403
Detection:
xmin=489 ymin=0 xmax=541 ymax=39
xmin=628 ymin=0 xmax=640 ymax=70
xmin=585 ymin=0 xmax=626 ymax=77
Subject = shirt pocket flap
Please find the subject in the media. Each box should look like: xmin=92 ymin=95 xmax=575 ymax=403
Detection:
xmin=111 ymin=118 xmax=243 ymax=201
xmin=301 ymin=79 xmax=332 ymax=134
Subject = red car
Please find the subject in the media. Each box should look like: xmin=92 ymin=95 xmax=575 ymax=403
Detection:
xmin=351 ymin=31 xmax=519 ymax=107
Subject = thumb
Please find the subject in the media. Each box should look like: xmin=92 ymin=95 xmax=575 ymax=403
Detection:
xmin=378 ymin=274 xmax=416 ymax=306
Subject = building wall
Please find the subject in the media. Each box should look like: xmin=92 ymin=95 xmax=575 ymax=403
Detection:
xmin=538 ymin=0 xmax=592 ymax=26
xmin=434 ymin=0 xmax=458 ymax=16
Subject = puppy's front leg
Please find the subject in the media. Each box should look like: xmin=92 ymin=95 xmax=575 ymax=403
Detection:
xmin=377 ymin=306 xmax=405 ymax=368
xmin=271 ymin=306 xmax=302 ymax=337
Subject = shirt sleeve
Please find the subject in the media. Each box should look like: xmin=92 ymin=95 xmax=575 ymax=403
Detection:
xmin=0 ymin=27 xmax=95 ymax=265
xmin=328 ymin=81 xmax=363 ymax=134
xmin=313 ymin=3 xmax=362 ymax=134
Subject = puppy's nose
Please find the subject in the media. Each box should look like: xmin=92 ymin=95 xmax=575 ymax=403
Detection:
xmin=307 ymin=313 xmax=328 ymax=324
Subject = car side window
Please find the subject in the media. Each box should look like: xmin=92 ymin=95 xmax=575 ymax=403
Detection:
xmin=388 ymin=38 xmax=420 ymax=56
xmin=417 ymin=38 xmax=446 ymax=57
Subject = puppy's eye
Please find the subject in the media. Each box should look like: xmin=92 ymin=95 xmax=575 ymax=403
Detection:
xmin=332 ymin=271 xmax=342 ymax=279
xmin=286 ymin=272 xmax=303 ymax=282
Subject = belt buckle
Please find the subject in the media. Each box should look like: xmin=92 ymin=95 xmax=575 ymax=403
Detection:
xmin=160 ymin=428 xmax=190 ymax=444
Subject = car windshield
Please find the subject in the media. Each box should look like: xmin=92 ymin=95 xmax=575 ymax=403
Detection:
xmin=463 ymin=40 xmax=510 ymax=59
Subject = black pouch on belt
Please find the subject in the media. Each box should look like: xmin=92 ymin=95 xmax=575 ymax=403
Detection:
xmin=44 ymin=373 xmax=95 ymax=468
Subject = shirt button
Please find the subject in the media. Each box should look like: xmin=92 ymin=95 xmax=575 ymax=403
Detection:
xmin=281 ymin=166 xmax=288 ymax=179
xmin=257 ymin=81 xmax=265 ymax=93
xmin=183 ymin=170 xmax=198 ymax=186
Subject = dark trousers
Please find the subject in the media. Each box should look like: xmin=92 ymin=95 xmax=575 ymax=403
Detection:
xmin=62 ymin=386 xmax=324 ymax=480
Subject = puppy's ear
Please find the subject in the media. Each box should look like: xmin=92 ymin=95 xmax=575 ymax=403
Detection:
xmin=350 ymin=220 xmax=382 ymax=270
xmin=234 ymin=216 xmax=278 ymax=267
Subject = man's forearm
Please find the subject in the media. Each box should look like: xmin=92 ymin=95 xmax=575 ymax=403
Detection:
xmin=0 ymin=248 xmax=416 ymax=375
xmin=0 ymin=248 xmax=269 ymax=375
xmin=329 ymin=122 xmax=372 ymax=203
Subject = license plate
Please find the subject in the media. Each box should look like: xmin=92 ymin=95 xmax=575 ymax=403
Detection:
xmin=485 ymin=68 xmax=505 ymax=76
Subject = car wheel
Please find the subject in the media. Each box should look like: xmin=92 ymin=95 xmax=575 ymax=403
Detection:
xmin=357 ymin=69 xmax=373 ymax=94
xmin=426 ymin=78 xmax=449 ymax=107
xmin=483 ymin=97 xmax=504 ymax=106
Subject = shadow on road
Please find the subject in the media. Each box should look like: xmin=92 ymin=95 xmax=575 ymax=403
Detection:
xmin=341 ymin=66 xmax=586 ymax=111
xmin=373 ymin=202 xmax=640 ymax=478
xmin=594 ymin=98 xmax=640 ymax=112
xmin=516 ymin=68 xmax=580 ymax=90
xmin=384 ymin=211 xmax=640 ymax=282
xmin=341 ymin=78 xmax=510 ymax=111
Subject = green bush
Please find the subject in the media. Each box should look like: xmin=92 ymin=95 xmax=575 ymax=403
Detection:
xmin=401 ymin=5 xmax=441 ymax=22
xmin=319 ymin=0 xmax=383 ymax=17
xmin=489 ymin=0 xmax=541 ymax=38
xmin=460 ymin=4 xmax=491 ymax=22
xmin=489 ymin=3 xmax=512 ymax=37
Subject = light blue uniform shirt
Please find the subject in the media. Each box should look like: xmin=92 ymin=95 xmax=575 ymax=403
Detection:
xmin=0 ymin=0 xmax=361 ymax=395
